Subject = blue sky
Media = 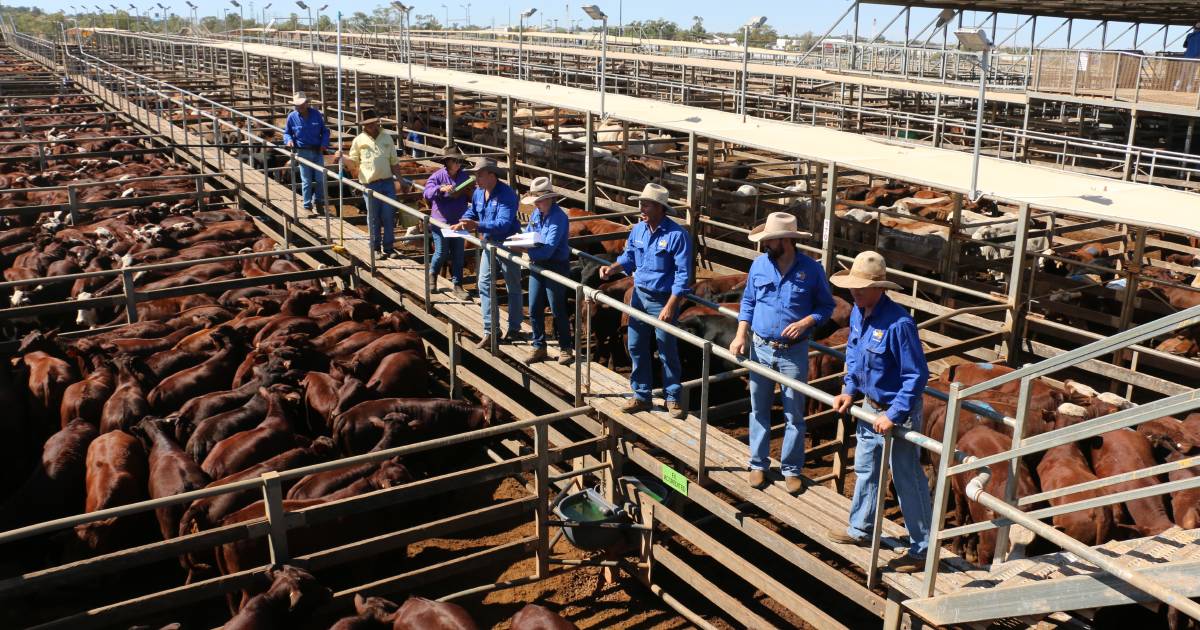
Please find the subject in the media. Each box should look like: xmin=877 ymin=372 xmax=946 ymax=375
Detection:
xmin=21 ymin=1 xmax=1200 ymax=52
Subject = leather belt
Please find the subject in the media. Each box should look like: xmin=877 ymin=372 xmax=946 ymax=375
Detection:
xmin=752 ymin=333 xmax=805 ymax=350
xmin=866 ymin=397 xmax=887 ymax=410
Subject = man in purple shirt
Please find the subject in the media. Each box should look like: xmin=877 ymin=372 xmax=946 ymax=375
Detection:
xmin=423 ymin=145 xmax=471 ymax=299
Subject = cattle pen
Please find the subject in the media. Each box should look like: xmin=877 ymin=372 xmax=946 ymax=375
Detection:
xmin=0 ymin=1 xmax=1199 ymax=628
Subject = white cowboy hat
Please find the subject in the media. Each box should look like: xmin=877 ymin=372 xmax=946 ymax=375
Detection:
xmin=830 ymin=250 xmax=903 ymax=291
xmin=521 ymin=176 xmax=564 ymax=205
xmin=464 ymin=156 xmax=508 ymax=177
xmin=630 ymin=183 xmax=673 ymax=213
xmin=291 ymin=92 xmax=309 ymax=105
xmin=748 ymin=212 xmax=812 ymax=243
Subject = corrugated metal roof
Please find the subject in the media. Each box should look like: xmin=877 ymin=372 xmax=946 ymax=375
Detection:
xmin=207 ymin=38 xmax=1200 ymax=237
xmin=869 ymin=0 xmax=1200 ymax=27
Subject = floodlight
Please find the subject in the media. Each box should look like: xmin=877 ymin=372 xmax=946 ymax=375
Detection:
xmin=295 ymin=1 xmax=308 ymax=9
xmin=521 ymin=8 xmax=537 ymax=19
xmin=581 ymin=5 xmax=606 ymax=20
xmin=954 ymin=27 xmax=991 ymax=52
xmin=229 ymin=0 xmax=241 ymax=7
xmin=744 ymin=16 xmax=766 ymax=29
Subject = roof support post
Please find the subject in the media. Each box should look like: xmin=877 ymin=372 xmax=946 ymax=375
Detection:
xmin=584 ymin=113 xmax=595 ymax=214
xmin=444 ymin=85 xmax=454 ymax=148
xmin=686 ymin=131 xmax=698 ymax=268
xmin=1123 ymin=109 xmax=1138 ymax=181
xmin=1001 ymin=203 xmax=1031 ymax=363
xmin=505 ymin=96 xmax=514 ymax=186
xmin=821 ymin=162 xmax=837 ymax=275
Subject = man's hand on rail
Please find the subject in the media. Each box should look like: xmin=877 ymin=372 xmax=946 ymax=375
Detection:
xmin=831 ymin=393 xmax=853 ymax=414
xmin=451 ymin=219 xmax=477 ymax=232
xmin=598 ymin=263 xmax=623 ymax=280
xmin=780 ymin=317 xmax=813 ymax=340
xmin=872 ymin=413 xmax=894 ymax=435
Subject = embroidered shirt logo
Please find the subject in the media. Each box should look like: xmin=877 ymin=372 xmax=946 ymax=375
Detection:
xmin=872 ymin=329 xmax=884 ymax=340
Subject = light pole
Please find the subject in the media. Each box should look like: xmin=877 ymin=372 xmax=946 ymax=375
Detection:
xmin=262 ymin=3 xmax=271 ymax=37
xmin=128 ymin=4 xmax=137 ymax=30
xmin=94 ymin=5 xmax=104 ymax=28
xmin=582 ymin=5 xmax=607 ymax=120
xmin=955 ymin=27 xmax=992 ymax=202
xmin=230 ymin=0 xmax=243 ymax=41
xmin=391 ymin=1 xmax=412 ymax=82
xmin=155 ymin=2 xmax=166 ymax=33
xmin=316 ymin=4 xmax=326 ymax=35
xmin=440 ymin=4 xmax=449 ymax=29
xmin=518 ymin=8 xmax=536 ymax=81
xmin=184 ymin=1 xmax=196 ymax=31
xmin=741 ymin=16 xmax=766 ymax=122
xmin=109 ymin=5 xmax=121 ymax=30
xmin=459 ymin=3 xmax=470 ymax=29
xmin=295 ymin=0 xmax=313 ymax=61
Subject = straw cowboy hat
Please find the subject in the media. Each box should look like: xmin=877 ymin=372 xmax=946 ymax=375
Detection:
xmin=748 ymin=212 xmax=811 ymax=243
xmin=291 ymin=92 xmax=309 ymax=106
xmin=521 ymin=177 xmax=564 ymax=206
xmin=830 ymin=250 xmax=903 ymax=291
xmin=439 ymin=144 xmax=467 ymax=163
xmin=465 ymin=156 xmax=508 ymax=177
xmin=630 ymin=183 xmax=673 ymax=212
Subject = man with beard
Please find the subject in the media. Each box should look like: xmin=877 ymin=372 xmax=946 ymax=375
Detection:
xmin=729 ymin=212 xmax=835 ymax=494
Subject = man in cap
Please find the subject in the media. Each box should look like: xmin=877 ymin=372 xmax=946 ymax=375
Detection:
xmin=451 ymin=157 xmax=523 ymax=348
xmin=729 ymin=212 xmax=836 ymax=494
xmin=423 ymin=144 xmax=471 ymax=299
xmin=336 ymin=112 xmax=403 ymax=259
xmin=1185 ymin=22 xmax=1200 ymax=59
xmin=826 ymin=251 xmax=931 ymax=574
xmin=600 ymin=183 xmax=692 ymax=419
xmin=513 ymin=177 xmax=573 ymax=365
xmin=283 ymin=92 xmax=330 ymax=217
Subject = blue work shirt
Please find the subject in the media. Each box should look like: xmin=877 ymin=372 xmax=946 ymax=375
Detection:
xmin=524 ymin=203 xmax=570 ymax=263
xmin=282 ymin=108 xmax=330 ymax=149
xmin=462 ymin=181 xmax=520 ymax=243
xmin=738 ymin=252 xmax=836 ymax=343
xmin=843 ymin=293 xmax=929 ymax=425
xmin=1186 ymin=31 xmax=1200 ymax=59
xmin=615 ymin=217 xmax=692 ymax=297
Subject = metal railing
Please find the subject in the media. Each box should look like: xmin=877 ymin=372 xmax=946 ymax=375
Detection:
xmin=1034 ymin=48 xmax=1200 ymax=109
xmin=17 ymin=28 xmax=1200 ymax=624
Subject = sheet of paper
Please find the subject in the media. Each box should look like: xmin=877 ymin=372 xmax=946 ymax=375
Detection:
xmin=441 ymin=228 xmax=470 ymax=238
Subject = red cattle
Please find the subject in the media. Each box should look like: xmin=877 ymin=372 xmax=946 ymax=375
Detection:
xmin=0 ymin=419 xmax=97 ymax=531
xmin=328 ymin=594 xmax=400 ymax=630
xmin=511 ymin=604 xmax=578 ymax=630
xmin=951 ymin=425 xmax=1040 ymax=565
xmin=75 ymin=430 xmax=153 ymax=555
xmin=146 ymin=327 xmax=243 ymax=412
xmin=365 ymin=350 xmax=429 ymax=397
xmin=223 ymin=565 xmax=331 ymax=630
xmin=200 ymin=386 xmax=306 ymax=480
xmin=133 ymin=417 xmax=210 ymax=541
xmin=394 ymin=597 xmax=478 ymax=630
xmin=99 ymin=354 xmax=154 ymax=434
xmin=287 ymin=456 xmax=409 ymax=501
xmin=59 ymin=350 xmax=114 ymax=428
xmin=333 ymin=332 xmax=424 ymax=381
xmin=313 ymin=320 xmax=372 ymax=352
xmin=1091 ymin=429 xmax=1175 ymax=537
xmin=1166 ymin=450 xmax=1200 ymax=530
xmin=1036 ymin=443 xmax=1115 ymax=546
xmin=333 ymin=398 xmax=497 ymax=457
xmin=20 ymin=345 xmax=78 ymax=433
xmin=185 ymin=389 xmax=271 ymax=464
xmin=1137 ymin=416 xmax=1200 ymax=454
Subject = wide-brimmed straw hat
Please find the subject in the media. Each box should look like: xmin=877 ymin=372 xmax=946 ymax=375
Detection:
xmin=464 ymin=156 xmax=508 ymax=177
xmin=439 ymin=144 xmax=466 ymax=163
xmin=521 ymin=176 xmax=564 ymax=205
xmin=630 ymin=183 xmax=672 ymax=212
xmin=830 ymin=250 xmax=903 ymax=291
xmin=291 ymin=92 xmax=309 ymax=105
xmin=748 ymin=212 xmax=811 ymax=243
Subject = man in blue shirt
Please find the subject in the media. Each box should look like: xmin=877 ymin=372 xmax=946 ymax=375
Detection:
xmin=452 ymin=157 xmax=523 ymax=348
xmin=1185 ymin=23 xmax=1200 ymax=59
xmin=282 ymin=92 xmax=330 ymax=217
xmin=600 ymin=183 xmax=692 ymax=418
xmin=729 ymin=212 xmax=836 ymax=494
xmin=513 ymin=177 xmax=573 ymax=365
xmin=828 ymin=251 xmax=931 ymax=574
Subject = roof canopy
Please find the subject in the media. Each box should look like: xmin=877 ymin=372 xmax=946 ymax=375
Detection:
xmin=868 ymin=0 xmax=1200 ymax=27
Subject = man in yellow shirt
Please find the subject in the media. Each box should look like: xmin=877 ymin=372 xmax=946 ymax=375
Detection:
xmin=336 ymin=112 xmax=403 ymax=259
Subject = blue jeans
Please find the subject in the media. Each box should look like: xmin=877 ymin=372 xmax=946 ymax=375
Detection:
xmin=295 ymin=148 xmax=325 ymax=209
xmin=430 ymin=225 xmax=466 ymax=285
xmin=748 ymin=339 xmax=809 ymax=477
xmin=364 ymin=179 xmax=396 ymax=253
xmin=529 ymin=259 xmax=572 ymax=350
xmin=478 ymin=244 xmax=523 ymax=337
xmin=846 ymin=399 xmax=932 ymax=558
xmin=628 ymin=287 xmax=681 ymax=403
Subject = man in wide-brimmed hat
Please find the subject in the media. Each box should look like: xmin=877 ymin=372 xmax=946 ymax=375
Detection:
xmin=451 ymin=157 xmax=523 ymax=348
xmin=423 ymin=144 xmax=471 ymax=299
xmin=282 ymin=91 xmax=330 ymax=217
xmin=510 ymin=177 xmax=573 ymax=365
xmin=599 ymin=182 xmax=692 ymax=418
xmin=826 ymin=250 xmax=931 ymax=574
xmin=336 ymin=112 xmax=403 ymax=259
xmin=729 ymin=212 xmax=835 ymax=495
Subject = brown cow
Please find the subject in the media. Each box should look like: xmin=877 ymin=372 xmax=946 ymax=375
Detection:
xmin=1091 ymin=429 xmax=1175 ymax=537
xmin=394 ymin=597 xmax=478 ymax=630
xmin=951 ymin=425 xmax=1040 ymax=565
xmin=1036 ymin=443 xmax=1115 ymax=546
xmin=133 ymin=417 xmax=210 ymax=541
xmin=59 ymin=349 xmax=114 ymax=428
xmin=20 ymin=343 xmax=78 ymax=433
xmin=223 ymin=565 xmax=331 ymax=630
xmin=312 ymin=320 xmax=372 ymax=352
xmin=200 ymin=386 xmax=306 ymax=480
xmin=0 ymin=419 xmax=97 ymax=530
xmin=333 ymin=398 xmax=497 ymax=457
xmin=99 ymin=354 xmax=155 ymax=435
xmin=287 ymin=456 xmax=411 ymax=501
xmin=511 ymin=604 xmax=578 ymax=630
xmin=185 ymin=389 xmax=271 ymax=464
xmin=1138 ymin=416 xmax=1200 ymax=455
xmin=333 ymin=332 xmax=423 ymax=381
xmin=75 ymin=430 xmax=153 ymax=555
xmin=328 ymin=594 xmax=399 ymax=630
xmin=146 ymin=327 xmax=243 ymax=412
xmin=365 ymin=350 xmax=429 ymax=398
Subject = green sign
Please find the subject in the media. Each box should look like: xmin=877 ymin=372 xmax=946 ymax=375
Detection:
xmin=661 ymin=464 xmax=689 ymax=496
